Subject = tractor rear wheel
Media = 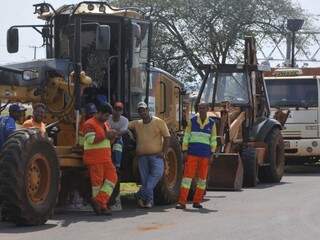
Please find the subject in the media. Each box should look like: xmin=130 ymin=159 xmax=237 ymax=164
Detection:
xmin=241 ymin=147 xmax=257 ymax=187
xmin=0 ymin=129 xmax=59 ymax=226
xmin=258 ymin=128 xmax=285 ymax=183
xmin=154 ymin=137 xmax=183 ymax=205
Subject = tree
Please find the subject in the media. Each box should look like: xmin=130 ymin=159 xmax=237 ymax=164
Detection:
xmin=111 ymin=0 xmax=305 ymax=82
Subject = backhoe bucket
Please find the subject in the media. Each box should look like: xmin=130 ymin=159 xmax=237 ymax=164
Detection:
xmin=207 ymin=153 xmax=243 ymax=191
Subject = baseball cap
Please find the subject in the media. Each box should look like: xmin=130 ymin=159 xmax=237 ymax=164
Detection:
xmin=9 ymin=104 xmax=26 ymax=112
xmin=85 ymin=103 xmax=97 ymax=115
xmin=137 ymin=101 xmax=148 ymax=109
xmin=114 ymin=102 xmax=124 ymax=109
xmin=98 ymin=102 xmax=113 ymax=114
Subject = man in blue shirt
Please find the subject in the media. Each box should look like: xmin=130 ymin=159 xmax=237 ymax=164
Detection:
xmin=0 ymin=104 xmax=26 ymax=148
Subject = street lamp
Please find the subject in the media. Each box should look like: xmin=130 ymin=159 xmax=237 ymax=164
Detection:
xmin=287 ymin=19 xmax=304 ymax=67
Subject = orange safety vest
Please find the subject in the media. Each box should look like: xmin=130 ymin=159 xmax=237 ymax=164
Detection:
xmin=83 ymin=117 xmax=111 ymax=165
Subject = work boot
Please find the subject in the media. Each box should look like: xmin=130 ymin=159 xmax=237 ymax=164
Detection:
xmin=192 ymin=203 xmax=203 ymax=209
xmin=110 ymin=195 xmax=122 ymax=211
xmin=137 ymin=198 xmax=145 ymax=208
xmin=144 ymin=202 xmax=152 ymax=209
xmin=135 ymin=194 xmax=145 ymax=208
xmin=101 ymin=208 xmax=112 ymax=216
xmin=175 ymin=203 xmax=186 ymax=209
xmin=90 ymin=198 xmax=102 ymax=215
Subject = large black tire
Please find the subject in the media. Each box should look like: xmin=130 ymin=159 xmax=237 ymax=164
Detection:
xmin=0 ymin=129 xmax=59 ymax=226
xmin=258 ymin=128 xmax=285 ymax=183
xmin=241 ymin=147 xmax=257 ymax=187
xmin=154 ymin=137 xmax=183 ymax=205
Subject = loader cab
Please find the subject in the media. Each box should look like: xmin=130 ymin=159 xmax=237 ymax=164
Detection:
xmin=197 ymin=64 xmax=270 ymax=131
xmin=52 ymin=3 xmax=151 ymax=120
xmin=6 ymin=2 xmax=151 ymax=120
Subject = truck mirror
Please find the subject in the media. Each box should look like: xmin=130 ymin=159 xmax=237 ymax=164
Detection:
xmin=7 ymin=28 xmax=19 ymax=53
xmin=96 ymin=25 xmax=110 ymax=51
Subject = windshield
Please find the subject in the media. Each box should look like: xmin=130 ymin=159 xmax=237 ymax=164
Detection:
xmin=266 ymin=78 xmax=318 ymax=108
xmin=201 ymin=72 xmax=249 ymax=105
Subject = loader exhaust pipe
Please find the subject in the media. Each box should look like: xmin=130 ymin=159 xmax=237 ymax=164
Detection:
xmin=73 ymin=16 xmax=82 ymax=145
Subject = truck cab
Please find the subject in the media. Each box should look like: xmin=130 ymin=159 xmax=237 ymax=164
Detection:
xmin=265 ymin=68 xmax=320 ymax=164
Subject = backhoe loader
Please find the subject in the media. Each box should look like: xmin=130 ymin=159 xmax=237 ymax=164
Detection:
xmin=196 ymin=37 xmax=285 ymax=190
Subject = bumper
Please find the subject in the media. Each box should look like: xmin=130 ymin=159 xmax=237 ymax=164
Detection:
xmin=284 ymin=139 xmax=320 ymax=157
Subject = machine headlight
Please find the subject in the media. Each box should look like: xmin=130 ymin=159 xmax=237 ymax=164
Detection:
xmin=22 ymin=70 xmax=39 ymax=81
xmin=305 ymin=125 xmax=318 ymax=131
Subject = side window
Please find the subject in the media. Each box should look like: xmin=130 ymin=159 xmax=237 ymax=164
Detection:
xmin=130 ymin=21 xmax=150 ymax=117
xmin=148 ymin=71 xmax=158 ymax=116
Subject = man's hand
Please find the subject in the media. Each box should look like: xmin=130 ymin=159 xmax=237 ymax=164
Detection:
xmin=106 ymin=129 xmax=119 ymax=140
xmin=183 ymin=151 xmax=188 ymax=162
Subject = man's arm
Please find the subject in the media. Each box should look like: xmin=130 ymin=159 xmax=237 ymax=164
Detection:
xmin=162 ymin=136 xmax=170 ymax=156
xmin=4 ymin=118 xmax=16 ymax=139
xmin=182 ymin=120 xmax=191 ymax=152
xmin=118 ymin=117 xmax=129 ymax=136
xmin=83 ymin=124 xmax=105 ymax=144
xmin=127 ymin=120 xmax=135 ymax=130
xmin=159 ymin=120 xmax=171 ymax=155
xmin=210 ymin=124 xmax=217 ymax=153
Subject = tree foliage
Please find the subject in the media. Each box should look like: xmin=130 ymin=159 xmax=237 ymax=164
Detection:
xmin=110 ymin=0 xmax=305 ymax=82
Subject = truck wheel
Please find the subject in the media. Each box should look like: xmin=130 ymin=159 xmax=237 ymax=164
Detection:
xmin=241 ymin=147 xmax=257 ymax=187
xmin=154 ymin=137 xmax=183 ymax=205
xmin=0 ymin=129 xmax=59 ymax=226
xmin=258 ymin=128 xmax=285 ymax=183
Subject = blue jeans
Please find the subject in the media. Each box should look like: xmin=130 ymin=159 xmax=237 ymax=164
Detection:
xmin=112 ymin=138 xmax=123 ymax=168
xmin=137 ymin=155 xmax=164 ymax=204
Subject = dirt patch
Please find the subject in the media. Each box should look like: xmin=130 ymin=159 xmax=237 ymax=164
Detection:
xmin=137 ymin=223 xmax=174 ymax=232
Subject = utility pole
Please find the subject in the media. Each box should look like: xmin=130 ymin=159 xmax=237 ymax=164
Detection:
xmin=29 ymin=45 xmax=42 ymax=59
xmin=286 ymin=19 xmax=304 ymax=67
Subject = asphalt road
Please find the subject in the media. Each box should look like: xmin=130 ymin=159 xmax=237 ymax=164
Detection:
xmin=1 ymin=166 xmax=320 ymax=240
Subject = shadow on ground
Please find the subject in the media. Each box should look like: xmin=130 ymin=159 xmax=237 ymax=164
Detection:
xmin=285 ymin=165 xmax=320 ymax=175
xmin=0 ymin=193 xmax=219 ymax=231
xmin=0 ymin=222 xmax=57 ymax=233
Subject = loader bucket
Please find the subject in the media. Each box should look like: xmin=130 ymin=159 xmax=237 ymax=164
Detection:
xmin=207 ymin=153 xmax=243 ymax=191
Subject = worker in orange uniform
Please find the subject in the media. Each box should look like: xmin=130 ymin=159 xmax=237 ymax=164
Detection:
xmin=83 ymin=102 xmax=119 ymax=215
xmin=23 ymin=103 xmax=46 ymax=135
xmin=176 ymin=102 xmax=217 ymax=209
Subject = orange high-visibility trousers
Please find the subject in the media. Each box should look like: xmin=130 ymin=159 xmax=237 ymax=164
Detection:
xmin=88 ymin=163 xmax=118 ymax=209
xmin=178 ymin=155 xmax=209 ymax=205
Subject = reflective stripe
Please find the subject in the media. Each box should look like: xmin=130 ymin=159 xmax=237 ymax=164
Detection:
xmin=189 ymin=131 xmax=211 ymax=145
xmin=196 ymin=179 xmax=206 ymax=190
xmin=100 ymin=179 xmax=115 ymax=196
xmin=84 ymin=132 xmax=96 ymax=144
xmin=112 ymin=143 xmax=123 ymax=152
xmin=84 ymin=132 xmax=95 ymax=139
xmin=92 ymin=186 xmax=100 ymax=197
xmin=181 ymin=177 xmax=192 ymax=189
xmin=79 ymin=136 xmax=84 ymax=146
xmin=84 ymin=139 xmax=111 ymax=150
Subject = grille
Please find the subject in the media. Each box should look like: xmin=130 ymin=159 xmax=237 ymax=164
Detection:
xmin=281 ymin=130 xmax=301 ymax=138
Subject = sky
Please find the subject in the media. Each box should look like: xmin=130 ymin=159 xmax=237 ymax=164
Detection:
xmin=0 ymin=0 xmax=319 ymax=65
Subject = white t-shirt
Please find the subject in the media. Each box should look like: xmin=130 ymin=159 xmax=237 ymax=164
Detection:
xmin=108 ymin=115 xmax=129 ymax=132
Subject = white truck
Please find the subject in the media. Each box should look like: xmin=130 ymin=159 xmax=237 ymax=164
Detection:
xmin=265 ymin=68 xmax=320 ymax=164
